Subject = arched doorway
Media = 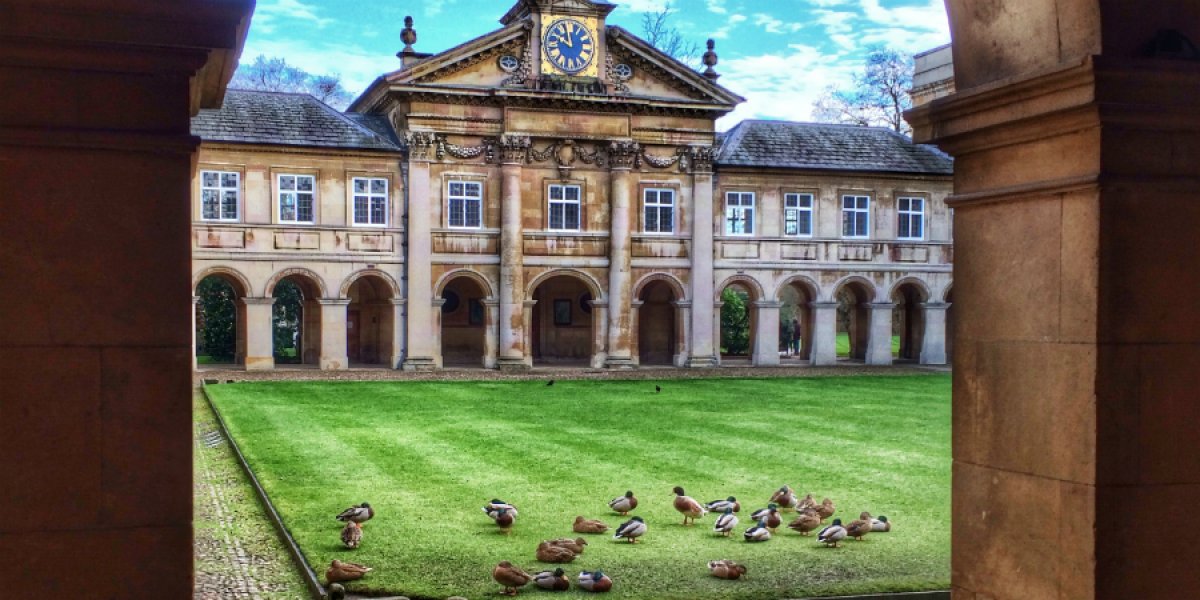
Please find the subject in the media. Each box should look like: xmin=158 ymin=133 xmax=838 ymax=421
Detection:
xmin=194 ymin=271 xmax=249 ymax=366
xmin=271 ymin=274 xmax=323 ymax=365
xmin=719 ymin=281 xmax=756 ymax=361
xmin=834 ymin=279 xmax=874 ymax=361
xmin=347 ymin=275 xmax=395 ymax=366
xmin=778 ymin=278 xmax=817 ymax=362
xmin=440 ymin=275 xmax=487 ymax=366
xmin=531 ymin=274 xmax=596 ymax=366
xmin=636 ymin=279 xmax=678 ymax=366
xmin=891 ymin=281 xmax=929 ymax=362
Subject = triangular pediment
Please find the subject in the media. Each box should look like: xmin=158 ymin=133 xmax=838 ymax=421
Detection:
xmin=605 ymin=26 xmax=743 ymax=106
xmin=385 ymin=23 xmax=530 ymax=88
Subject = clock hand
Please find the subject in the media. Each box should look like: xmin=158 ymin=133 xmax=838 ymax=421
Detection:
xmin=558 ymin=32 xmax=573 ymax=48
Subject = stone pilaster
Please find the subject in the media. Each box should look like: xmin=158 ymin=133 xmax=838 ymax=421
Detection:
xmin=628 ymin=299 xmax=644 ymax=365
xmin=431 ymin=297 xmax=446 ymax=369
xmin=753 ymin=300 xmax=782 ymax=366
xmin=687 ymin=162 xmax=717 ymax=367
xmin=919 ymin=302 xmax=949 ymax=365
xmin=389 ymin=298 xmax=406 ymax=369
xmin=673 ymin=300 xmax=692 ymax=367
xmin=403 ymin=138 xmax=437 ymax=371
xmin=605 ymin=151 xmax=635 ymax=369
xmin=521 ymin=299 xmax=537 ymax=368
xmin=498 ymin=135 xmax=530 ymax=372
xmin=711 ymin=300 xmax=723 ymax=366
xmin=317 ymin=299 xmax=350 ymax=370
xmin=241 ymin=297 xmax=276 ymax=371
xmin=809 ymin=301 xmax=838 ymax=366
xmin=865 ymin=302 xmax=895 ymax=366
xmin=191 ymin=296 xmax=199 ymax=368
xmin=590 ymin=299 xmax=609 ymax=369
xmin=482 ymin=299 xmax=499 ymax=369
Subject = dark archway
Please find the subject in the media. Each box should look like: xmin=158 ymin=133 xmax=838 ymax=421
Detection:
xmin=891 ymin=281 xmax=930 ymax=362
xmin=778 ymin=278 xmax=818 ymax=361
xmin=347 ymin=275 xmax=395 ymax=366
xmin=834 ymin=279 xmax=874 ymax=360
xmin=194 ymin=273 xmax=248 ymax=366
xmin=636 ymin=279 xmax=677 ymax=366
xmin=271 ymin=274 xmax=322 ymax=365
xmin=531 ymin=274 xmax=595 ymax=365
xmin=719 ymin=282 xmax=755 ymax=359
xmin=440 ymin=276 xmax=487 ymax=366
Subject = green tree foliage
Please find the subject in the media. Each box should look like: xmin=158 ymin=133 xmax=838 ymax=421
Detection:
xmin=813 ymin=46 xmax=914 ymax=135
xmin=273 ymin=279 xmax=304 ymax=362
xmin=720 ymin=287 xmax=751 ymax=356
xmin=197 ymin=277 xmax=236 ymax=362
xmin=230 ymin=55 xmax=353 ymax=109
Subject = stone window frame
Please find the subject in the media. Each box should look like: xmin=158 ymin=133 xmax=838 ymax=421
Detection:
xmin=840 ymin=191 xmax=872 ymax=239
xmin=197 ymin=164 xmax=243 ymax=223
xmin=896 ymin=193 xmax=927 ymax=241
xmin=347 ymin=172 xmax=391 ymax=228
xmin=272 ymin=168 xmax=319 ymax=225
xmin=724 ymin=190 xmax=756 ymax=236
xmin=444 ymin=177 xmax=485 ymax=230
xmin=545 ymin=180 xmax=585 ymax=232
xmin=640 ymin=182 xmax=679 ymax=235
xmin=782 ymin=189 xmax=817 ymax=237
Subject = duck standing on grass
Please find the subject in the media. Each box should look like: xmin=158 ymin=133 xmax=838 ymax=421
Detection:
xmin=492 ymin=507 xmax=515 ymax=534
xmin=750 ymin=503 xmax=782 ymax=532
xmin=534 ymin=567 xmax=570 ymax=591
xmin=713 ymin=508 xmax=738 ymax=537
xmin=769 ymin=486 xmax=798 ymax=511
xmin=484 ymin=498 xmax=519 ymax=518
xmin=787 ymin=509 xmax=822 ymax=536
xmin=871 ymin=515 xmax=892 ymax=532
xmin=577 ymin=570 xmax=613 ymax=592
xmin=608 ymin=490 xmax=638 ymax=515
xmin=818 ymin=518 xmax=848 ymax=548
xmin=335 ymin=502 xmax=373 ymax=527
xmin=743 ymin=519 xmax=771 ymax=542
xmin=493 ymin=561 xmax=534 ymax=596
xmin=708 ymin=560 xmax=748 ymax=580
xmin=846 ymin=512 xmax=873 ymax=541
xmin=613 ymin=516 xmax=646 ymax=543
xmin=340 ymin=520 xmax=362 ymax=549
xmin=797 ymin=493 xmax=816 ymax=511
xmin=705 ymin=496 xmax=740 ymax=513
xmin=326 ymin=559 xmax=372 ymax=583
xmin=673 ymin=486 xmax=707 ymax=525
xmin=816 ymin=497 xmax=836 ymax=521
xmin=573 ymin=515 xmax=609 ymax=534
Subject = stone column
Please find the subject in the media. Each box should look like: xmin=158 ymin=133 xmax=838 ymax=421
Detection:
xmin=809 ymin=301 xmax=838 ymax=366
xmin=919 ymin=302 xmax=948 ymax=365
xmin=241 ymin=297 xmax=276 ymax=371
xmin=753 ymin=300 xmax=782 ymax=366
xmin=389 ymin=298 xmax=406 ymax=369
xmin=865 ymin=302 xmax=895 ymax=366
xmin=590 ymin=299 xmax=608 ymax=369
xmin=688 ymin=148 xmax=718 ymax=367
xmin=318 ymin=299 xmax=350 ymax=370
xmin=629 ymin=299 xmax=643 ymax=365
xmin=191 ymin=296 xmax=199 ymax=368
xmin=482 ymin=299 xmax=500 ymax=369
xmin=521 ymin=299 xmax=537 ymax=367
xmin=431 ymin=297 xmax=446 ymax=369
xmin=711 ymin=300 xmax=723 ymax=366
xmin=403 ymin=134 xmax=436 ymax=370
xmin=498 ymin=135 xmax=530 ymax=372
xmin=606 ymin=143 xmax=638 ymax=368
xmin=673 ymin=300 xmax=692 ymax=367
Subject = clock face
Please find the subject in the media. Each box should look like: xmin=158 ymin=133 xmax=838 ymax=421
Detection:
xmin=542 ymin=18 xmax=596 ymax=74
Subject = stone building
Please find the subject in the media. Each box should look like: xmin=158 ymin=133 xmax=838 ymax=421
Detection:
xmin=190 ymin=0 xmax=953 ymax=372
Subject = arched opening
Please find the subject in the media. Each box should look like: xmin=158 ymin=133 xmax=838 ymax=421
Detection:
xmin=347 ymin=275 xmax=395 ymax=366
xmin=778 ymin=279 xmax=817 ymax=362
xmin=719 ymin=282 xmax=755 ymax=360
xmin=531 ymin=274 xmax=595 ymax=366
xmin=636 ymin=279 xmax=677 ymax=366
xmin=944 ymin=287 xmax=954 ymax=365
xmin=194 ymin=273 xmax=248 ymax=366
xmin=835 ymin=280 xmax=874 ymax=361
xmin=440 ymin=276 xmax=487 ymax=367
xmin=891 ymin=281 xmax=929 ymax=362
xmin=272 ymin=274 xmax=322 ymax=365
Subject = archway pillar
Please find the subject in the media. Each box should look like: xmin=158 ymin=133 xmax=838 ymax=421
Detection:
xmin=518 ymin=299 xmax=537 ymax=369
xmin=865 ymin=302 xmax=895 ymax=365
xmin=627 ymin=299 xmax=643 ymax=367
xmin=752 ymin=300 xmax=782 ymax=366
xmin=605 ymin=164 xmax=635 ymax=368
xmin=403 ymin=152 xmax=436 ymax=371
xmin=317 ymin=299 xmax=350 ymax=371
xmin=191 ymin=296 xmax=199 ymax=369
xmin=710 ymin=301 xmax=723 ymax=367
xmin=482 ymin=299 xmax=499 ymax=369
xmin=389 ymin=298 xmax=406 ymax=369
xmin=430 ymin=297 xmax=446 ymax=369
xmin=918 ymin=302 xmax=948 ymax=365
xmin=240 ymin=297 xmax=276 ymax=371
xmin=687 ymin=170 xmax=717 ymax=368
xmin=673 ymin=300 xmax=692 ymax=367
xmin=809 ymin=302 xmax=838 ymax=366
xmin=497 ymin=157 xmax=527 ymax=371
xmin=590 ymin=299 xmax=608 ymax=369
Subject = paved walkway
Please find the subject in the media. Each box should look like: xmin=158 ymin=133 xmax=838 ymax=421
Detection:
xmin=193 ymin=389 xmax=309 ymax=599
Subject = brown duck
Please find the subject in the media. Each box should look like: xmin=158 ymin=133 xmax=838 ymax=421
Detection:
xmin=573 ymin=515 xmax=609 ymax=534
xmin=846 ymin=511 xmax=873 ymax=541
xmin=708 ymin=559 xmax=748 ymax=580
xmin=493 ymin=560 xmax=534 ymax=596
xmin=340 ymin=520 xmax=361 ymax=549
xmin=769 ymin=485 xmax=798 ymax=511
xmin=536 ymin=541 xmax=577 ymax=563
xmin=816 ymin=498 xmax=836 ymax=521
xmin=673 ymin=486 xmax=707 ymax=525
xmin=787 ymin=508 xmax=822 ymax=536
xmin=546 ymin=537 xmax=588 ymax=555
xmin=326 ymin=559 xmax=372 ymax=583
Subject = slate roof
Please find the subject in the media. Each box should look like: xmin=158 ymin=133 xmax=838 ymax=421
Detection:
xmin=716 ymin=120 xmax=953 ymax=175
xmin=192 ymin=89 xmax=401 ymax=152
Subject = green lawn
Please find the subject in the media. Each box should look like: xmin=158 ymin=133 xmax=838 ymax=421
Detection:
xmin=834 ymin=334 xmax=901 ymax=357
xmin=207 ymin=375 xmax=950 ymax=599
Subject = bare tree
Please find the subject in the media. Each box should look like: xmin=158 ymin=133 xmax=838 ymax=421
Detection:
xmin=230 ymin=55 xmax=353 ymax=110
xmin=812 ymin=46 xmax=914 ymax=135
xmin=641 ymin=3 xmax=700 ymax=68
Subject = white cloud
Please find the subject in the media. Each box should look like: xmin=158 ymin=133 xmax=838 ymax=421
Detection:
xmin=705 ymin=0 xmax=728 ymax=14
xmin=424 ymin=0 xmax=460 ymax=18
xmin=617 ymin=0 xmax=671 ymax=12
xmin=752 ymin=13 xmax=803 ymax=34
xmin=239 ymin=37 xmax=397 ymax=99
xmin=716 ymin=43 xmax=859 ymax=129
xmin=859 ymin=0 xmax=950 ymax=43
xmin=255 ymin=0 xmax=334 ymax=29
xmin=709 ymin=13 xmax=747 ymax=40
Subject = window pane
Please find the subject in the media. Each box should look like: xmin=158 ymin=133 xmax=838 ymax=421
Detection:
xmin=354 ymin=179 xmax=368 ymax=194
xmin=280 ymin=176 xmax=295 ymax=191
xmin=857 ymin=197 xmax=869 ymax=209
xmin=898 ymin=197 xmax=909 ymax=211
xmin=202 ymin=190 xmax=219 ymax=219
xmin=549 ymin=204 xmax=563 ymax=229
xmin=450 ymin=182 xmax=463 ymax=196
xmin=280 ymin=195 xmax=296 ymax=221
xmin=466 ymin=182 xmax=481 ymax=196
xmin=799 ymin=194 xmax=812 ymax=208
xmin=645 ymin=189 xmax=658 ymax=204
xmin=565 ymin=203 xmax=579 ymax=229
xmin=744 ymin=208 xmax=754 ymax=234
xmin=371 ymin=179 xmax=386 ymax=194
xmin=912 ymin=217 xmax=923 ymax=238
xmin=660 ymin=206 xmax=673 ymax=232
xmin=798 ymin=211 xmax=811 ymax=235
xmin=645 ymin=207 xmax=658 ymax=232
xmin=565 ymin=186 xmax=580 ymax=201
xmin=202 ymin=171 xmax=218 ymax=187
xmin=223 ymin=191 xmax=238 ymax=218
xmin=898 ymin=216 xmax=910 ymax=238
xmin=449 ymin=198 xmax=464 ymax=227
xmin=857 ymin=213 xmax=868 ymax=236
xmin=221 ymin=172 xmax=238 ymax=188
xmin=550 ymin=186 xmax=563 ymax=200
xmin=297 ymin=176 xmax=313 ymax=192
xmin=354 ymin=197 xmax=368 ymax=223
xmin=371 ymin=198 xmax=385 ymax=224
xmin=785 ymin=209 xmax=797 ymax=235
xmin=297 ymin=193 xmax=313 ymax=222
xmin=466 ymin=199 xmax=481 ymax=227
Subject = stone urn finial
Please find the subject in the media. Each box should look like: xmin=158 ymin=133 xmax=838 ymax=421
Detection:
xmin=702 ymin=38 xmax=720 ymax=81
xmin=400 ymin=16 xmax=417 ymax=51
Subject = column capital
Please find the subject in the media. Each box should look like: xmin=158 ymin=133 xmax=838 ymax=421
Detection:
xmin=389 ymin=298 xmax=407 ymax=306
xmin=713 ymin=301 xmax=724 ymax=309
xmin=482 ymin=298 xmax=500 ymax=307
xmin=809 ymin=301 xmax=839 ymax=309
xmin=630 ymin=299 xmax=645 ymax=308
xmin=498 ymin=134 xmax=531 ymax=165
xmin=432 ymin=298 xmax=447 ymax=308
xmin=867 ymin=302 xmax=897 ymax=310
xmin=523 ymin=299 xmax=538 ymax=307
xmin=752 ymin=300 xmax=784 ymax=309
xmin=920 ymin=302 xmax=951 ymax=310
xmin=240 ymin=297 xmax=276 ymax=306
xmin=588 ymin=299 xmax=608 ymax=308
xmin=192 ymin=296 xmax=200 ymax=305
xmin=317 ymin=299 xmax=352 ymax=306
xmin=672 ymin=300 xmax=693 ymax=308
xmin=608 ymin=140 xmax=639 ymax=170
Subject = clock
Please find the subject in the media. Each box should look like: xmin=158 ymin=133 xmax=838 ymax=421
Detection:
xmin=542 ymin=17 xmax=596 ymax=75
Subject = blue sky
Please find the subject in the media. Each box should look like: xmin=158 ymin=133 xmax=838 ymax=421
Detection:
xmin=244 ymin=0 xmax=949 ymax=128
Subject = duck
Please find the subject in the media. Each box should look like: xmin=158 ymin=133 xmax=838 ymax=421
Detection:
xmin=484 ymin=499 xmax=519 ymax=519
xmin=536 ymin=541 xmax=577 ymax=563
xmin=815 ymin=498 xmax=836 ymax=521
xmin=797 ymin=493 xmax=816 ymax=511
xmin=707 ymin=559 xmax=747 ymax=580
xmin=340 ymin=520 xmax=362 ymax=549
xmin=713 ymin=508 xmax=738 ymax=537
xmin=546 ymin=537 xmax=588 ymax=555
xmin=871 ymin=515 xmax=891 ymax=532
xmin=335 ymin=502 xmax=373 ymax=526
xmin=327 ymin=583 xmax=346 ymax=600
xmin=613 ymin=516 xmax=646 ymax=543
xmin=743 ymin=519 xmax=771 ymax=542
xmin=326 ymin=559 xmax=372 ymax=583
xmin=818 ymin=518 xmax=848 ymax=548
xmin=493 ymin=560 xmax=534 ymax=596
xmin=769 ymin=486 xmax=798 ymax=511
xmin=577 ymin=570 xmax=613 ymax=592
xmin=533 ymin=567 xmax=570 ymax=591
xmin=750 ymin=503 xmax=782 ymax=532
xmin=573 ymin=515 xmax=609 ymax=534
xmin=673 ymin=486 xmax=707 ymax=525
xmin=493 ymin=507 xmax=515 ymax=534
xmin=787 ymin=509 xmax=822 ymax=536
xmin=705 ymin=496 xmax=741 ymax=513
xmin=846 ymin=511 xmax=873 ymax=541
xmin=608 ymin=490 xmax=638 ymax=515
